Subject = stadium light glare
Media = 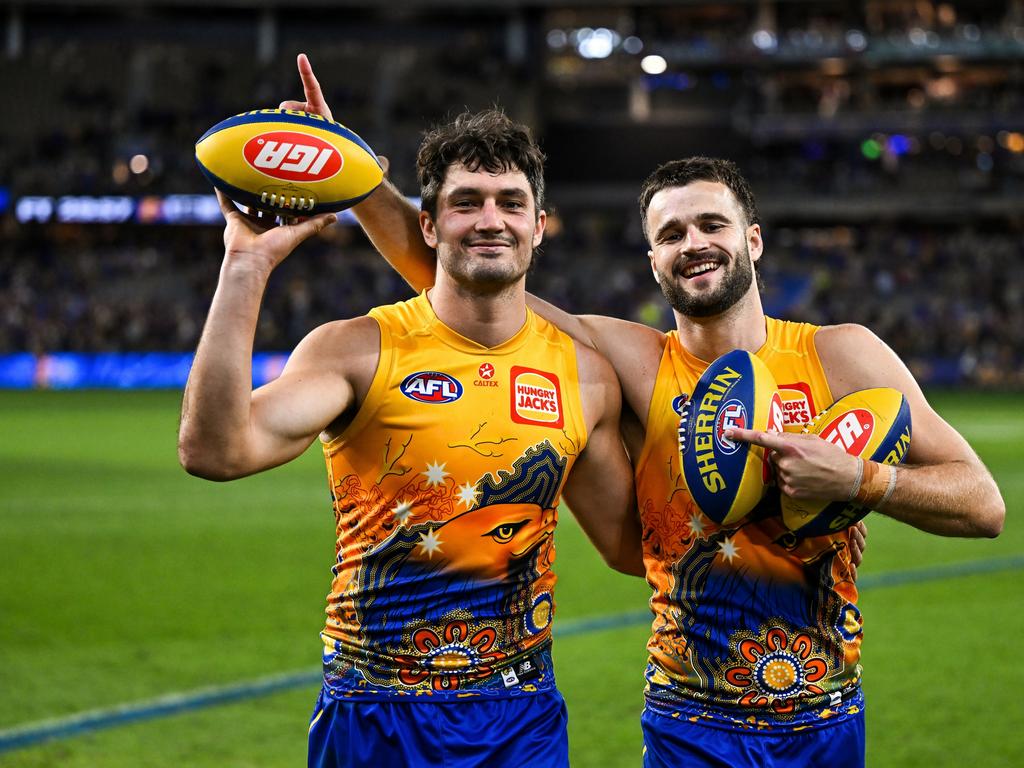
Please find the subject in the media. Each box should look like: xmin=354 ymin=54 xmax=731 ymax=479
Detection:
xmin=129 ymin=154 xmax=149 ymax=174
xmin=752 ymin=30 xmax=777 ymax=51
xmin=860 ymin=139 xmax=882 ymax=160
xmin=641 ymin=55 xmax=667 ymax=75
xmin=623 ymin=36 xmax=643 ymax=55
xmin=578 ymin=28 xmax=615 ymax=59
xmin=546 ymin=29 xmax=567 ymax=49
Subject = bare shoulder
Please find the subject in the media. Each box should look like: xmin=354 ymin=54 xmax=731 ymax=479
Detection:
xmin=572 ymin=338 xmax=619 ymax=386
xmin=577 ymin=314 xmax=667 ymax=427
xmin=284 ymin=315 xmax=381 ymax=396
xmin=578 ymin=314 xmax=667 ymax=368
xmin=815 ymin=323 xmax=917 ymax=398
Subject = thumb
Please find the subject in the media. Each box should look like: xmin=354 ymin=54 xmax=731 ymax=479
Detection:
xmin=286 ymin=212 xmax=337 ymax=246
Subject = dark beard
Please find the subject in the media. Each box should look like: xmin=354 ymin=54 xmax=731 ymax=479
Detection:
xmin=656 ymin=244 xmax=754 ymax=318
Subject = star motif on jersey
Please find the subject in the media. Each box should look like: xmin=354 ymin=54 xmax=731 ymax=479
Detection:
xmin=688 ymin=512 xmax=708 ymax=539
xmin=717 ymin=535 xmax=741 ymax=563
xmin=455 ymin=481 xmax=480 ymax=509
xmin=422 ymin=461 xmax=449 ymax=487
xmin=391 ymin=499 xmax=413 ymax=524
xmin=417 ymin=527 xmax=444 ymax=559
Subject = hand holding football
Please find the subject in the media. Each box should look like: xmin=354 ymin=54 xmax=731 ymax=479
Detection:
xmin=195 ymin=108 xmax=384 ymax=214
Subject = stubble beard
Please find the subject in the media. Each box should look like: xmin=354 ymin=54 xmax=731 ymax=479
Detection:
xmin=438 ymin=240 xmax=534 ymax=294
xmin=656 ymin=243 xmax=754 ymax=318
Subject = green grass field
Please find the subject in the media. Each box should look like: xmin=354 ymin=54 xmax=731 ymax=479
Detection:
xmin=2 ymin=390 xmax=1021 ymax=767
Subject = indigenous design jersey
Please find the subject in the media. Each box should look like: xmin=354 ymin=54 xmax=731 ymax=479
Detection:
xmin=320 ymin=292 xmax=587 ymax=701
xmin=638 ymin=318 xmax=863 ymax=730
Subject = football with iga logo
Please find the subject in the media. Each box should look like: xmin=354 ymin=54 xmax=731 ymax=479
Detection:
xmin=781 ymin=387 xmax=912 ymax=537
xmin=195 ymin=109 xmax=384 ymax=214
xmin=677 ymin=349 xmax=784 ymax=527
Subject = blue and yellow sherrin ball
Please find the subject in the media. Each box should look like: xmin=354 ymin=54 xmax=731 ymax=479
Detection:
xmin=678 ymin=349 xmax=783 ymax=527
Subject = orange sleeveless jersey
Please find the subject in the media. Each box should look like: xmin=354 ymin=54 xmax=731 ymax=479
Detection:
xmin=638 ymin=317 xmax=864 ymax=727
xmin=319 ymin=292 xmax=587 ymax=701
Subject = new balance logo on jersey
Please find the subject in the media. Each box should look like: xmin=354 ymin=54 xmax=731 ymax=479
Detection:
xmin=243 ymin=131 xmax=342 ymax=182
xmin=400 ymin=371 xmax=464 ymax=403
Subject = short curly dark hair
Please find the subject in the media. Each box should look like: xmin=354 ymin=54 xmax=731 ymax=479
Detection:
xmin=416 ymin=109 xmax=546 ymax=219
xmin=638 ymin=157 xmax=759 ymax=241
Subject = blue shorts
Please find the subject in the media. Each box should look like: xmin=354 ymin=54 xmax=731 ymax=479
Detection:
xmin=641 ymin=703 xmax=865 ymax=768
xmin=308 ymin=687 xmax=569 ymax=768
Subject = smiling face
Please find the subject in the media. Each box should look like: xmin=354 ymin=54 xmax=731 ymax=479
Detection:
xmin=646 ymin=180 xmax=763 ymax=318
xmin=420 ymin=163 xmax=546 ymax=293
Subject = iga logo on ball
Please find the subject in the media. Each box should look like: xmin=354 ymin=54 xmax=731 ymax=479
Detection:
xmin=195 ymin=109 xmax=383 ymax=214
xmin=243 ymin=132 xmax=343 ymax=182
xmin=677 ymin=349 xmax=782 ymax=526
xmin=781 ymin=387 xmax=912 ymax=538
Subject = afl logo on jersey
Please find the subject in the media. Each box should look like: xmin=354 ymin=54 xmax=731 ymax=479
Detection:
xmin=400 ymin=371 xmax=464 ymax=403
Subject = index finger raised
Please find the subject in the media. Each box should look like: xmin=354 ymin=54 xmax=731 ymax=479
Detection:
xmin=725 ymin=427 xmax=788 ymax=450
xmin=296 ymin=53 xmax=332 ymax=120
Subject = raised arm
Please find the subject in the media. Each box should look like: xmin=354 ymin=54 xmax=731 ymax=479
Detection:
xmin=177 ymin=193 xmax=370 ymax=480
xmin=559 ymin=343 xmax=644 ymax=577
xmin=730 ymin=324 xmax=1004 ymax=538
xmin=279 ymin=53 xmax=436 ymax=291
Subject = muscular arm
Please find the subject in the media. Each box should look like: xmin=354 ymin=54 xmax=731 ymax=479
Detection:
xmin=730 ymin=324 xmax=1004 ymax=538
xmin=561 ymin=343 xmax=644 ymax=576
xmin=177 ymin=193 xmax=367 ymax=480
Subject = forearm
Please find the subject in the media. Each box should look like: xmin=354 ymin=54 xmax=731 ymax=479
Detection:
xmin=877 ymin=459 xmax=1004 ymax=538
xmin=353 ymin=180 xmax=436 ymax=292
xmin=178 ymin=259 xmax=269 ymax=479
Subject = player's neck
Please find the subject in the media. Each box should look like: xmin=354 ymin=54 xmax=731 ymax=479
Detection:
xmin=673 ymin=290 xmax=768 ymax=363
xmin=426 ymin=281 xmax=528 ymax=349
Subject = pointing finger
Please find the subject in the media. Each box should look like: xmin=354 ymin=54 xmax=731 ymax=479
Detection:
xmin=725 ymin=427 xmax=788 ymax=451
xmin=296 ymin=53 xmax=332 ymax=120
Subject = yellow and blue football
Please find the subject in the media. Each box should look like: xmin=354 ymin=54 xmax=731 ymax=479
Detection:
xmin=678 ymin=349 xmax=784 ymax=527
xmin=195 ymin=109 xmax=383 ymax=214
xmin=782 ymin=387 xmax=912 ymax=537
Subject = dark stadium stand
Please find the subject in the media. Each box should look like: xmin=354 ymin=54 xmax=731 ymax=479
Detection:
xmin=2 ymin=1 xmax=1022 ymax=387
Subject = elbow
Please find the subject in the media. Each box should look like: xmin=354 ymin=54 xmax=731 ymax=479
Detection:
xmin=177 ymin=435 xmax=245 ymax=482
xmin=977 ymin=497 xmax=1005 ymax=539
xmin=604 ymin=550 xmax=646 ymax=578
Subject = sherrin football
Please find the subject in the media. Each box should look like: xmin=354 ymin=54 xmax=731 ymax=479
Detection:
xmin=678 ymin=349 xmax=784 ymax=527
xmin=782 ymin=387 xmax=912 ymax=538
xmin=195 ymin=109 xmax=383 ymax=214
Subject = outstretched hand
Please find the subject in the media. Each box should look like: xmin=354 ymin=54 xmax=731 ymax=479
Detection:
xmin=217 ymin=190 xmax=336 ymax=274
xmin=724 ymin=427 xmax=860 ymax=502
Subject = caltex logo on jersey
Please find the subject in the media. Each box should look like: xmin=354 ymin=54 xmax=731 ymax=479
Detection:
xmin=820 ymin=409 xmax=874 ymax=455
xmin=714 ymin=399 xmax=747 ymax=455
xmin=510 ymin=366 xmax=564 ymax=428
xmin=243 ymin=131 xmax=343 ymax=182
xmin=474 ymin=362 xmax=499 ymax=388
xmin=401 ymin=371 xmax=464 ymax=404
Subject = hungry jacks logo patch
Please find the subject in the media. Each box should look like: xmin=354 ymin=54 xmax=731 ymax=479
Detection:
xmin=510 ymin=367 xmax=563 ymax=428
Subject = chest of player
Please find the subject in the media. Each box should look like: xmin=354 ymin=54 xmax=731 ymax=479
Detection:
xmin=373 ymin=359 xmax=570 ymax=434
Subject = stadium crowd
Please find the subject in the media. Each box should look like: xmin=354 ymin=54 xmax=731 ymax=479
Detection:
xmin=2 ymin=0 xmax=1023 ymax=389
xmin=2 ymin=214 xmax=1022 ymax=389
